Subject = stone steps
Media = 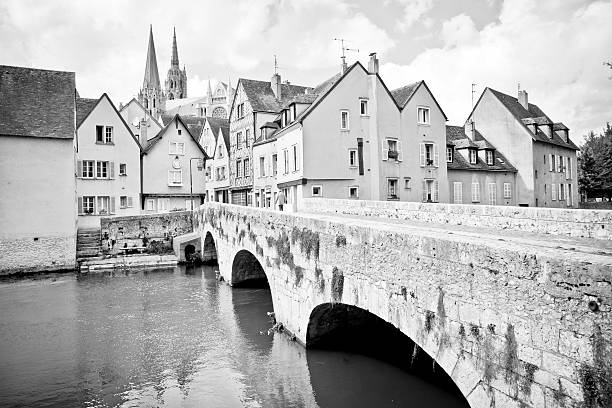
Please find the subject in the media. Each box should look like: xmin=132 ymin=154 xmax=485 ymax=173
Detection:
xmin=77 ymin=228 xmax=101 ymax=260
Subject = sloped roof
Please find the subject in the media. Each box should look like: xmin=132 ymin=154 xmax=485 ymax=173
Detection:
xmin=0 ymin=65 xmax=75 ymax=139
xmin=160 ymin=114 xmax=174 ymax=126
xmin=76 ymin=98 xmax=98 ymax=128
xmin=390 ymin=81 xmax=421 ymax=107
xmin=119 ymin=98 xmax=163 ymax=129
xmin=486 ymin=88 xmax=578 ymax=150
xmin=144 ymin=114 xmax=208 ymax=158
xmin=205 ymin=116 xmax=229 ymax=150
xmin=446 ymin=125 xmax=517 ymax=172
xmin=238 ymin=78 xmax=313 ymax=113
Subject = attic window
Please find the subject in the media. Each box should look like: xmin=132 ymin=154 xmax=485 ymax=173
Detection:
xmin=469 ymin=149 xmax=477 ymax=164
xmin=486 ymin=150 xmax=494 ymax=165
xmin=178 ymin=129 xmax=182 ymax=135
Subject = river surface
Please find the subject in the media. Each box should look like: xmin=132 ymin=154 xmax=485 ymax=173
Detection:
xmin=0 ymin=265 xmax=468 ymax=407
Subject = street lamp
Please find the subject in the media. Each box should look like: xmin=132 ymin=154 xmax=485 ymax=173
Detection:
xmin=189 ymin=157 xmax=204 ymax=230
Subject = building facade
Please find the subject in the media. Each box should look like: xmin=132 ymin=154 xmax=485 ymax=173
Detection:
xmin=165 ymin=27 xmax=187 ymax=100
xmin=142 ymin=114 xmax=208 ymax=212
xmin=252 ymin=124 xmax=280 ymax=208
xmin=0 ymin=66 xmax=77 ymax=273
xmin=467 ymin=88 xmax=579 ymax=207
xmin=202 ymin=117 xmax=230 ymax=203
xmin=75 ymin=94 xmax=142 ymax=228
xmin=138 ymin=25 xmax=166 ymax=119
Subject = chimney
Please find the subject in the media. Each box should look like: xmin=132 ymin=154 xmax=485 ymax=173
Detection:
xmin=139 ymin=118 xmax=148 ymax=149
xmin=368 ymin=52 xmax=379 ymax=74
xmin=341 ymin=57 xmax=348 ymax=74
xmin=518 ymin=89 xmax=529 ymax=110
xmin=271 ymin=73 xmax=282 ymax=99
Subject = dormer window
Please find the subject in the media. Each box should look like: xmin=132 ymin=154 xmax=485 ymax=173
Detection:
xmin=486 ymin=150 xmax=494 ymax=165
xmin=469 ymin=149 xmax=477 ymax=164
xmin=446 ymin=146 xmax=453 ymax=163
xmin=260 ymin=128 xmax=265 ymax=139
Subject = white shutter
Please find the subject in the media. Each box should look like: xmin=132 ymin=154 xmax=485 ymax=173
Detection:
xmin=433 ymin=180 xmax=439 ymax=202
xmin=110 ymin=197 xmax=116 ymax=214
xmin=422 ymin=180 xmax=427 ymax=202
xmin=471 ymin=182 xmax=480 ymax=202
xmin=453 ymin=182 xmax=462 ymax=204
xmin=549 ymin=154 xmax=554 ymax=171
xmin=382 ymin=140 xmax=388 ymax=161
xmin=127 ymin=196 xmax=133 ymax=208
xmin=77 ymin=160 xmax=83 ymax=178
xmin=433 ymin=144 xmax=439 ymax=167
xmin=559 ymin=183 xmax=563 ymax=201
xmin=397 ymin=141 xmax=403 ymax=162
xmin=488 ymin=183 xmax=497 ymax=205
xmin=420 ymin=143 xmax=426 ymax=167
xmin=565 ymin=157 xmax=570 ymax=180
xmin=109 ymin=161 xmax=115 ymax=179
xmin=78 ymin=197 xmax=83 ymax=214
xmin=552 ymin=183 xmax=557 ymax=200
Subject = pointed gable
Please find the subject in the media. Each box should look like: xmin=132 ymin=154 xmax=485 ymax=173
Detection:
xmin=144 ymin=114 xmax=208 ymax=158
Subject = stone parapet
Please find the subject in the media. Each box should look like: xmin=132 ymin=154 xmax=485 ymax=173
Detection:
xmin=101 ymin=211 xmax=192 ymax=240
xmin=302 ymin=198 xmax=612 ymax=240
xmin=0 ymin=235 xmax=76 ymax=275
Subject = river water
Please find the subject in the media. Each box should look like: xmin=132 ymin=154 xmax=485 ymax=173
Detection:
xmin=0 ymin=265 xmax=468 ymax=407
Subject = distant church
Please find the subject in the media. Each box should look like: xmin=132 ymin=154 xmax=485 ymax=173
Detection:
xmin=138 ymin=25 xmax=233 ymax=120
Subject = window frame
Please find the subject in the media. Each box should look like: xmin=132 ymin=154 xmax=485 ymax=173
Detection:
xmin=168 ymin=169 xmax=183 ymax=186
xmin=387 ymin=178 xmax=399 ymax=199
xmin=105 ymin=126 xmax=113 ymax=144
xmin=453 ymin=181 xmax=463 ymax=204
xmin=485 ymin=150 xmax=494 ymax=165
xmin=96 ymin=161 xmax=109 ymax=179
xmin=82 ymin=160 xmax=95 ymax=178
xmin=259 ymin=156 xmax=266 ymax=177
xmin=417 ymin=106 xmax=430 ymax=125
xmin=469 ymin=149 xmax=477 ymax=164
xmin=349 ymin=149 xmax=358 ymax=167
xmin=404 ymin=177 xmax=412 ymax=190
xmin=340 ymin=110 xmax=350 ymax=130
xmin=119 ymin=163 xmax=127 ymax=176
xmin=446 ymin=146 xmax=453 ymax=163
xmin=169 ymin=141 xmax=185 ymax=155
xmin=311 ymin=185 xmax=322 ymax=197
xmin=503 ymin=182 xmax=512 ymax=199
xmin=359 ymin=99 xmax=368 ymax=116
xmin=349 ymin=186 xmax=359 ymax=199
xmin=82 ymin=196 xmax=95 ymax=214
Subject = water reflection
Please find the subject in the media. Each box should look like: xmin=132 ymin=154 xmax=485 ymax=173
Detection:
xmin=0 ymin=266 xmax=468 ymax=407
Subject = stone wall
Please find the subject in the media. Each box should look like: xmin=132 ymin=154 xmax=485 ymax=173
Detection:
xmin=194 ymin=202 xmax=611 ymax=408
xmin=0 ymin=235 xmax=76 ymax=275
xmin=101 ymin=211 xmax=192 ymax=240
xmin=302 ymin=198 xmax=612 ymax=240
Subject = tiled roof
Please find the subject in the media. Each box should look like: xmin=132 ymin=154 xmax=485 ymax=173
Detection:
xmin=144 ymin=114 xmax=208 ymax=158
xmin=446 ymin=125 xmax=517 ymax=172
xmin=76 ymin=97 xmax=99 ymax=128
xmin=160 ymin=114 xmax=174 ymax=126
xmin=281 ymin=93 xmax=318 ymax=108
xmin=205 ymin=116 xmax=229 ymax=149
xmin=240 ymin=78 xmax=313 ymax=113
xmin=390 ymin=81 xmax=421 ymax=107
xmin=0 ymin=65 xmax=75 ymax=139
xmin=487 ymin=88 xmax=578 ymax=150
xmin=261 ymin=121 xmax=279 ymax=129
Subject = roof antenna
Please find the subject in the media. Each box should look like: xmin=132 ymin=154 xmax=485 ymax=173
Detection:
xmin=274 ymin=54 xmax=278 ymax=75
xmin=333 ymin=38 xmax=359 ymax=73
xmin=471 ymin=82 xmax=477 ymax=109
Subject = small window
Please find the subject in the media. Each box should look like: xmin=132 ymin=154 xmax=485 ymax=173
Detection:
xmin=119 ymin=163 xmax=127 ymax=176
xmin=82 ymin=160 xmax=95 ymax=178
xmin=340 ymin=110 xmax=349 ymax=130
xmin=349 ymin=186 xmax=359 ymax=198
xmin=360 ymin=99 xmax=368 ymax=116
xmin=96 ymin=126 xmax=104 ymax=143
xmin=453 ymin=182 xmax=463 ymax=204
xmin=425 ymin=143 xmax=434 ymax=166
xmin=404 ymin=177 xmax=412 ymax=190
xmin=272 ymin=154 xmax=278 ymax=175
xmin=283 ymin=149 xmax=289 ymax=174
xmin=387 ymin=178 xmax=398 ymax=199
xmin=471 ymin=182 xmax=480 ymax=202
xmin=488 ymin=183 xmax=497 ymax=205
xmin=169 ymin=142 xmax=185 ymax=155
xmin=96 ymin=161 xmax=108 ymax=178
xmin=349 ymin=149 xmax=357 ymax=167
xmin=146 ymin=199 xmax=155 ymax=211
xmin=120 ymin=196 xmax=128 ymax=208
xmin=237 ymin=159 xmax=243 ymax=178
xmin=259 ymin=156 xmax=266 ymax=177
xmin=486 ymin=150 xmax=494 ymax=165
xmin=105 ymin=126 xmax=113 ymax=143
xmin=178 ymin=129 xmax=182 ymax=135
xmin=503 ymin=182 xmax=512 ymax=199
xmin=168 ymin=170 xmax=182 ymax=185
xmin=417 ymin=107 xmax=430 ymax=124
xmin=312 ymin=185 xmax=322 ymax=197
xmin=82 ymin=196 xmax=95 ymax=214
xmin=446 ymin=147 xmax=453 ymax=163
xmin=237 ymin=131 xmax=243 ymax=148
xmin=244 ymin=158 xmax=250 ymax=177
xmin=245 ymin=129 xmax=251 ymax=148
xmin=292 ymin=144 xmax=299 ymax=172
xmin=469 ymin=149 xmax=477 ymax=164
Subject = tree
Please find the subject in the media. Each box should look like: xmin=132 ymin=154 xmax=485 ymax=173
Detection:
xmin=579 ymin=123 xmax=612 ymax=199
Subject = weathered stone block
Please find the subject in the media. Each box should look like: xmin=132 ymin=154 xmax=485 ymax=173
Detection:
xmin=542 ymin=352 xmax=576 ymax=380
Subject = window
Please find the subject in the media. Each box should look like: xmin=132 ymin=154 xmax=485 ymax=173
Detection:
xmin=486 ymin=150 xmax=494 ymax=165
xmin=158 ymin=198 xmax=169 ymax=211
xmin=552 ymin=183 xmax=557 ymax=200
xmin=549 ymin=154 xmax=554 ymax=172
xmin=169 ymin=142 xmax=185 ymax=155
xmin=360 ymin=99 xmax=368 ymax=116
xmin=259 ymin=156 xmax=266 ymax=177
xmin=404 ymin=177 xmax=412 ymax=190
xmin=503 ymin=183 xmax=512 ymax=199
xmin=469 ymin=149 xmax=477 ymax=164
xmin=97 ymin=196 xmax=110 ymax=215
xmin=446 ymin=147 xmax=453 ymax=163
xmin=567 ymin=184 xmax=573 ymax=206
xmin=96 ymin=126 xmax=104 ymax=143
xmin=349 ymin=149 xmax=358 ymax=167
xmin=237 ymin=159 xmax=243 ymax=178
xmin=471 ymin=182 xmax=480 ymax=202
xmin=349 ymin=186 xmax=359 ymax=198
xmin=146 ymin=199 xmax=155 ymax=211
xmin=237 ymin=132 xmax=243 ymax=148
xmin=244 ymin=158 xmax=250 ymax=177
xmin=245 ymin=129 xmax=250 ymax=148
xmin=559 ymin=183 xmax=564 ymax=201
xmin=488 ymin=183 xmax=497 ymax=205
xmin=120 ymin=196 xmax=133 ymax=208
xmin=218 ymin=146 xmax=224 ymax=159
xmin=387 ymin=178 xmax=398 ymax=199
xmin=292 ymin=144 xmax=299 ymax=171
xmin=237 ymin=103 xmax=245 ymax=118
xmin=272 ymin=154 xmax=278 ymax=175
xmin=417 ymin=107 xmax=430 ymax=124
xmin=105 ymin=127 xmax=113 ymax=143
xmin=96 ymin=161 xmax=108 ymax=178
xmin=312 ymin=185 xmax=322 ymax=197
xmin=419 ymin=143 xmax=437 ymax=166
xmin=556 ymin=155 xmax=562 ymax=172
xmin=384 ymin=139 xmax=402 ymax=161
xmin=168 ymin=170 xmax=182 ymax=185
xmin=422 ymin=179 xmax=438 ymax=202
xmin=283 ymin=149 xmax=289 ymax=174
xmin=186 ymin=199 xmax=197 ymax=211
xmin=82 ymin=196 xmax=95 ymax=214
xmin=81 ymin=160 xmax=94 ymax=178
xmin=340 ymin=110 xmax=349 ymax=130
xmin=178 ymin=129 xmax=182 ymax=135
xmin=453 ymin=182 xmax=463 ymax=204
xmin=119 ymin=163 xmax=127 ymax=176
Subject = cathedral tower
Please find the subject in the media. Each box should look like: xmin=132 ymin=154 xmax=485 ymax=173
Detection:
xmin=138 ymin=25 xmax=166 ymax=117
xmin=165 ymin=27 xmax=187 ymax=100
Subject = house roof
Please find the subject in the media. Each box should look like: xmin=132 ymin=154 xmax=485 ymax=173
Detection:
xmin=76 ymin=98 xmax=99 ymax=128
xmin=0 ymin=65 xmax=75 ymax=139
xmin=236 ymin=78 xmax=313 ymax=113
xmin=485 ymin=88 xmax=578 ymax=150
xmin=390 ymin=80 xmax=448 ymax=120
xmin=119 ymin=98 xmax=163 ymax=129
xmin=143 ymin=114 xmax=208 ymax=158
xmin=446 ymin=125 xmax=517 ymax=172
xmin=205 ymin=116 xmax=229 ymax=150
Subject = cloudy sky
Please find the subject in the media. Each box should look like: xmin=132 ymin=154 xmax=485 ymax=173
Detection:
xmin=2 ymin=0 xmax=611 ymax=142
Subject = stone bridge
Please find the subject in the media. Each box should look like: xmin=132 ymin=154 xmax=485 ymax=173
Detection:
xmin=187 ymin=200 xmax=611 ymax=408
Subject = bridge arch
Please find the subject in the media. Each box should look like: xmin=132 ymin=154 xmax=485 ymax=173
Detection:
xmin=202 ymin=231 xmax=218 ymax=264
xmin=231 ymin=249 xmax=268 ymax=287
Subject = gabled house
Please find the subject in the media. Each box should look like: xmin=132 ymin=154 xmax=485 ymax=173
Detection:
xmin=253 ymin=120 xmax=282 ymax=208
xmin=119 ymin=97 xmax=163 ymax=147
xmin=141 ymin=114 xmax=208 ymax=212
xmin=75 ymin=93 xmax=142 ymax=227
xmin=468 ymin=88 xmax=579 ymax=207
xmin=446 ymin=125 xmax=517 ymax=206
xmin=202 ymin=117 xmax=230 ymax=203
xmin=0 ymin=65 xmax=77 ymax=273
xmin=228 ymin=73 xmax=313 ymax=206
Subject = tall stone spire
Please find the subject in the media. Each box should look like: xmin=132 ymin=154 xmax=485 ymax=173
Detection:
xmin=171 ymin=26 xmax=179 ymax=67
xmin=143 ymin=24 xmax=161 ymax=89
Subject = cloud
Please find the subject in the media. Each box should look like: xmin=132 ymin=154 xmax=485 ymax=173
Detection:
xmin=394 ymin=0 xmax=434 ymax=32
xmin=381 ymin=0 xmax=612 ymax=142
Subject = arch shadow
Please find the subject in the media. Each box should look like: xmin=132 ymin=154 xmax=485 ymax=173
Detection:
xmin=231 ymin=249 xmax=268 ymax=288
xmin=202 ymin=231 xmax=218 ymax=265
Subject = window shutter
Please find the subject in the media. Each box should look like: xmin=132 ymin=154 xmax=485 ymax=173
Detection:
xmin=552 ymin=183 xmax=557 ymax=200
xmin=78 ymin=197 xmax=83 ymax=214
xmin=549 ymin=154 xmax=553 ymax=171
xmin=565 ymin=157 xmax=570 ymax=180
xmin=109 ymin=162 xmax=115 ymax=179
xmin=381 ymin=140 xmax=388 ymax=161
xmin=433 ymin=144 xmax=439 ymax=167
xmin=77 ymin=160 xmax=83 ymax=178
xmin=472 ymin=182 xmax=480 ymax=202
xmin=422 ymin=180 xmax=427 ymax=202
xmin=420 ymin=143 xmax=426 ymax=167
xmin=433 ymin=180 xmax=439 ymax=203
xmin=110 ymin=197 xmax=116 ymax=214
xmin=127 ymin=196 xmax=133 ymax=208
xmin=396 ymin=141 xmax=403 ymax=162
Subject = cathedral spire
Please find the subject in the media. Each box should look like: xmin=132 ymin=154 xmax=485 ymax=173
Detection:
xmin=171 ymin=26 xmax=179 ymax=67
xmin=143 ymin=24 xmax=161 ymax=89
